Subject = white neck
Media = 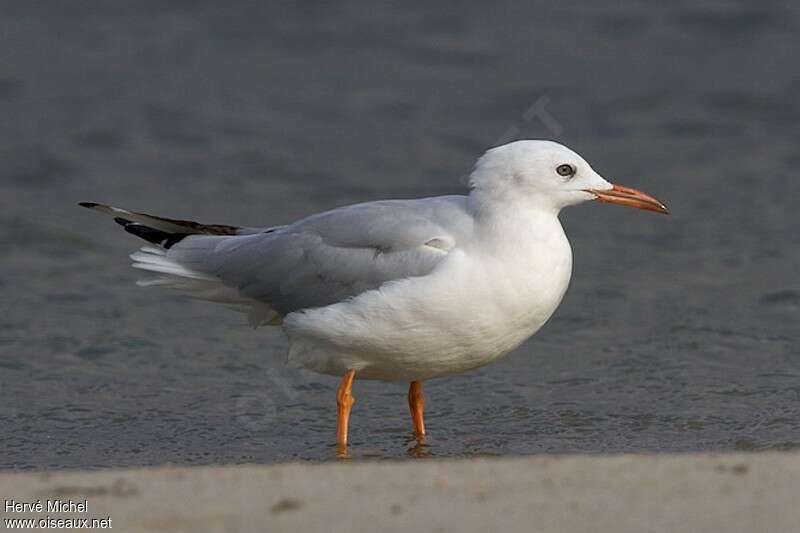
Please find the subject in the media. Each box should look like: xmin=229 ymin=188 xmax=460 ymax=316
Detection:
xmin=465 ymin=189 xmax=574 ymax=333
xmin=468 ymin=189 xmax=565 ymax=255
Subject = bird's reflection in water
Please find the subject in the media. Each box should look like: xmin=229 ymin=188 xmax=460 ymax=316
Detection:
xmin=335 ymin=443 xmax=350 ymax=460
xmin=406 ymin=435 xmax=433 ymax=458
xmin=333 ymin=437 xmax=433 ymax=459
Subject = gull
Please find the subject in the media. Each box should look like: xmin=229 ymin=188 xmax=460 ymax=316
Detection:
xmin=80 ymin=140 xmax=667 ymax=449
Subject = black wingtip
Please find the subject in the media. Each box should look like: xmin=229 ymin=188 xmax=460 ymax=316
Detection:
xmin=79 ymin=202 xmax=99 ymax=209
xmin=119 ymin=221 xmax=189 ymax=249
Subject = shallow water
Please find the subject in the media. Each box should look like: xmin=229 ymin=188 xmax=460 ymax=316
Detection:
xmin=1 ymin=1 xmax=799 ymax=469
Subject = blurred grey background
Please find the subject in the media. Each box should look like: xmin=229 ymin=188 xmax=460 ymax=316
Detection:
xmin=1 ymin=1 xmax=798 ymax=469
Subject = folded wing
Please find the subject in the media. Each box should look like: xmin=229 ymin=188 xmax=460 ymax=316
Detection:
xmin=140 ymin=195 xmax=473 ymax=325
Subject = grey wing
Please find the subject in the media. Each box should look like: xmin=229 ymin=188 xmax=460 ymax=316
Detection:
xmin=168 ymin=195 xmax=473 ymax=315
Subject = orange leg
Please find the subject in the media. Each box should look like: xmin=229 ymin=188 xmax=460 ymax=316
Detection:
xmin=408 ymin=381 xmax=426 ymax=438
xmin=336 ymin=370 xmax=356 ymax=447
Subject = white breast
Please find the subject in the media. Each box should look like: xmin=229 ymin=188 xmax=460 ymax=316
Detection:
xmin=283 ymin=213 xmax=573 ymax=381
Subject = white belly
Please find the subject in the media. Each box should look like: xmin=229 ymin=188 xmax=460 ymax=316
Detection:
xmin=282 ymin=234 xmax=573 ymax=381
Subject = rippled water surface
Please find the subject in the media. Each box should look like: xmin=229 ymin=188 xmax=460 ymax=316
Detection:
xmin=1 ymin=1 xmax=799 ymax=469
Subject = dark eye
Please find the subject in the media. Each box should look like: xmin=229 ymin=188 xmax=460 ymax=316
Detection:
xmin=556 ymin=164 xmax=576 ymax=177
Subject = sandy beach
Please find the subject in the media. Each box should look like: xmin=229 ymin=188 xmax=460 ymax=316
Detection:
xmin=2 ymin=452 xmax=798 ymax=532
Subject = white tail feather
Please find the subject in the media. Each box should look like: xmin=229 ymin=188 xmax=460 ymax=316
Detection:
xmin=130 ymin=250 xmax=217 ymax=280
xmin=139 ymin=246 xmax=167 ymax=256
xmin=130 ymin=247 xmax=281 ymax=327
xmin=82 ymin=202 xmax=280 ymax=327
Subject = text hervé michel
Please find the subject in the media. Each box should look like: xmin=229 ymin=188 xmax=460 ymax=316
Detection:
xmin=6 ymin=499 xmax=89 ymax=514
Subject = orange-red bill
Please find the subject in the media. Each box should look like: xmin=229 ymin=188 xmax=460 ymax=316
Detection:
xmin=587 ymin=184 xmax=669 ymax=214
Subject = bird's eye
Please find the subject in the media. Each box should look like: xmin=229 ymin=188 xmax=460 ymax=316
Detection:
xmin=556 ymin=164 xmax=576 ymax=177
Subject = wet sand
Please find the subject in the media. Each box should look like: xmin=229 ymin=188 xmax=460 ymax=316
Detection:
xmin=1 ymin=452 xmax=798 ymax=532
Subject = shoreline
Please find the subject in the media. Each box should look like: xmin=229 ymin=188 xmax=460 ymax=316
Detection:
xmin=1 ymin=452 xmax=798 ymax=532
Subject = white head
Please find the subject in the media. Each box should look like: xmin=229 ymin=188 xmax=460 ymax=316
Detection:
xmin=468 ymin=140 xmax=667 ymax=215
